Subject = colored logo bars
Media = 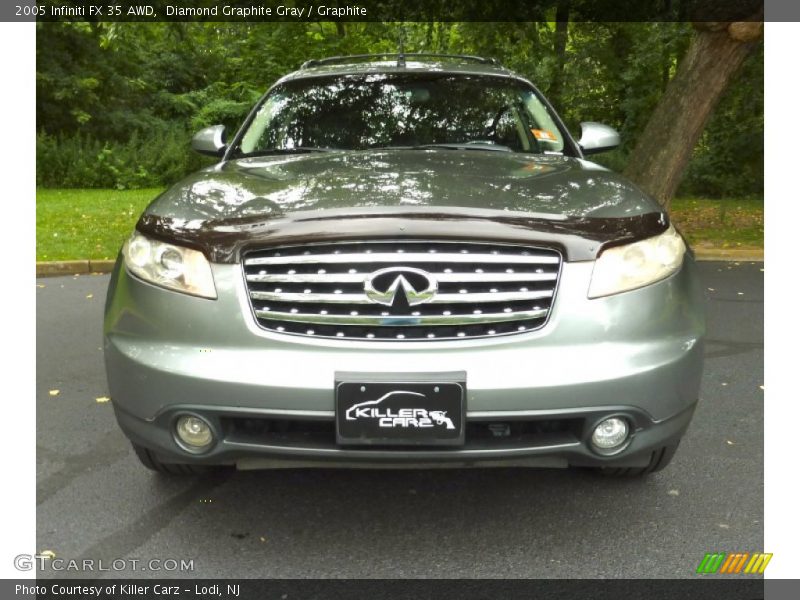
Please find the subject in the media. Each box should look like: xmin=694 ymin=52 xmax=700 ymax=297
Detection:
xmin=696 ymin=552 xmax=772 ymax=575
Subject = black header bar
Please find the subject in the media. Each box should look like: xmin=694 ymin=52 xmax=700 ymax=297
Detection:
xmin=3 ymin=0 xmax=770 ymax=23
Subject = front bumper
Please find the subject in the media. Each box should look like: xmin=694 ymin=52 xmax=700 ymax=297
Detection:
xmin=104 ymin=255 xmax=705 ymax=469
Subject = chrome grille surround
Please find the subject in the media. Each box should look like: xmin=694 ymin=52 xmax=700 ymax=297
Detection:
xmin=242 ymin=240 xmax=562 ymax=341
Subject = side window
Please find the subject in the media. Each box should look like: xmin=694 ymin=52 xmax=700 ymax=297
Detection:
xmin=240 ymin=94 xmax=286 ymax=153
xmin=523 ymin=93 xmax=565 ymax=153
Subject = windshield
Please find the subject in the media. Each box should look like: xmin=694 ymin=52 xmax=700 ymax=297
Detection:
xmin=236 ymin=73 xmax=568 ymax=155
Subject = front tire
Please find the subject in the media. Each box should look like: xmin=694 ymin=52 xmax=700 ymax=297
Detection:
xmin=132 ymin=443 xmax=215 ymax=475
xmin=597 ymin=442 xmax=680 ymax=477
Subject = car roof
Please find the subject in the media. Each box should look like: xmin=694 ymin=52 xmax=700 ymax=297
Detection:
xmin=277 ymin=56 xmax=521 ymax=84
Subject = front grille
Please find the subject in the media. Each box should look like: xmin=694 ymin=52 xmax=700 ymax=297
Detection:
xmin=222 ymin=416 xmax=582 ymax=449
xmin=242 ymin=240 xmax=562 ymax=341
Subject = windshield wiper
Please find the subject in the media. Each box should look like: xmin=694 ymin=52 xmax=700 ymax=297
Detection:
xmin=238 ymin=147 xmax=337 ymax=157
xmin=379 ymin=142 xmax=514 ymax=153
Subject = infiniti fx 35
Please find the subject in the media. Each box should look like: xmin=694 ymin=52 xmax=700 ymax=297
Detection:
xmin=104 ymin=54 xmax=705 ymax=476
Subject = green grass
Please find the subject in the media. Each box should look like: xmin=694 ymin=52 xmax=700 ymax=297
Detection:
xmin=36 ymin=188 xmax=162 ymax=261
xmin=670 ymin=196 xmax=763 ymax=249
xmin=36 ymin=189 xmax=764 ymax=261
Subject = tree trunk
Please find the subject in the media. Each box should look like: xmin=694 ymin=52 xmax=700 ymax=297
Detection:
xmin=623 ymin=20 xmax=762 ymax=210
xmin=548 ymin=0 xmax=570 ymax=108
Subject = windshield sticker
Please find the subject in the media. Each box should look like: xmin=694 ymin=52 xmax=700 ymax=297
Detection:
xmin=531 ymin=129 xmax=558 ymax=142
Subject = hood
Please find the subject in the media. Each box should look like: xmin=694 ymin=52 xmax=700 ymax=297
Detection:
xmin=138 ymin=150 xmax=667 ymax=263
xmin=146 ymin=150 xmax=660 ymax=221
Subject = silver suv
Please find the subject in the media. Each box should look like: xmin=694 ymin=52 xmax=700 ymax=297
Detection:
xmin=104 ymin=54 xmax=705 ymax=476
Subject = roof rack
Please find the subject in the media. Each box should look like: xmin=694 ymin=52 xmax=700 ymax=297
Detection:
xmin=300 ymin=53 xmax=499 ymax=69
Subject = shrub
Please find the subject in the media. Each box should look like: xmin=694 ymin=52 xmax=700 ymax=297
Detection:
xmin=36 ymin=127 xmax=209 ymax=189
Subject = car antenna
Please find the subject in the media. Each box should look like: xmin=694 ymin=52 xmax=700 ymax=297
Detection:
xmin=397 ymin=28 xmax=406 ymax=68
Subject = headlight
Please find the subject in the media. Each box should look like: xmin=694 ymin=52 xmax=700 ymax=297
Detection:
xmin=122 ymin=231 xmax=217 ymax=299
xmin=588 ymin=224 xmax=685 ymax=298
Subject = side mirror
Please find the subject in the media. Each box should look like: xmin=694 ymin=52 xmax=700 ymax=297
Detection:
xmin=578 ymin=122 xmax=620 ymax=155
xmin=191 ymin=125 xmax=227 ymax=157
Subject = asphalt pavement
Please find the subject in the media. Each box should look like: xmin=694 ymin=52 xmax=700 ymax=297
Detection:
xmin=35 ymin=262 xmax=764 ymax=579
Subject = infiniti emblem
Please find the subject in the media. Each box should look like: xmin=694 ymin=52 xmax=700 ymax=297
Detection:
xmin=364 ymin=267 xmax=438 ymax=307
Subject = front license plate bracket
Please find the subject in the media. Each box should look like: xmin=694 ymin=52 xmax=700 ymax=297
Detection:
xmin=335 ymin=371 xmax=467 ymax=446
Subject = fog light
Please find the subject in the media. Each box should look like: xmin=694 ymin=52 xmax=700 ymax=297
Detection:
xmin=591 ymin=417 xmax=629 ymax=452
xmin=175 ymin=415 xmax=214 ymax=451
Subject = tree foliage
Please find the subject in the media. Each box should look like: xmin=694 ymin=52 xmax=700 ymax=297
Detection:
xmin=36 ymin=21 xmax=762 ymax=197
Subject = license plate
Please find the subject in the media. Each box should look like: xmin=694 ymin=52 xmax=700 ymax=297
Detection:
xmin=335 ymin=372 xmax=466 ymax=446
